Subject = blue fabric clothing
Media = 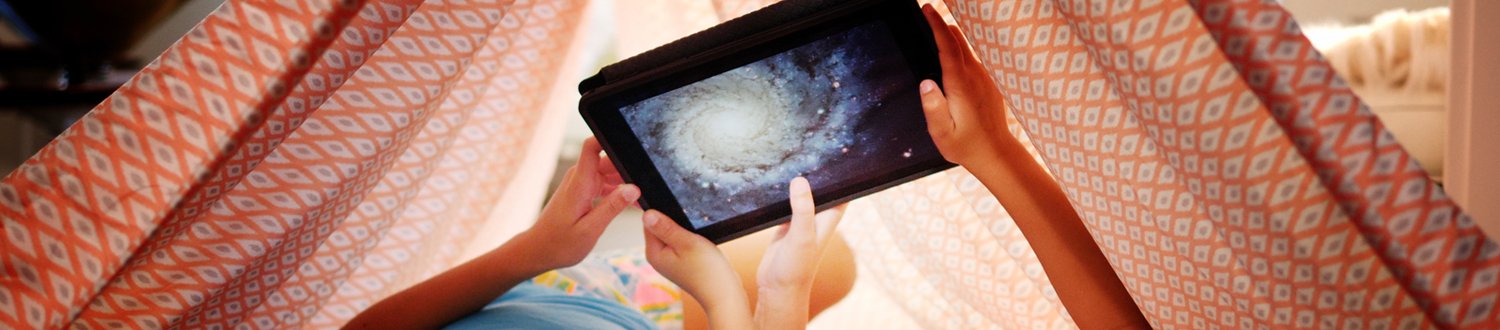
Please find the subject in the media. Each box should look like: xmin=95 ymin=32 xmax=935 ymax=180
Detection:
xmin=443 ymin=282 xmax=658 ymax=330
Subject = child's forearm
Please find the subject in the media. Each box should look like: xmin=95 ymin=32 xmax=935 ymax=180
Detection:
xmin=753 ymin=285 xmax=811 ymax=330
xmin=697 ymin=288 xmax=754 ymax=330
xmin=965 ymin=137 xmax=1150 ymax=329
xmin=343 ymin=237 xmax=551 ymax=329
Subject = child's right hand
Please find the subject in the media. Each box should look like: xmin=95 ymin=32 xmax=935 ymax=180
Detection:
xmin=918 ymin=4 xmax=1015 ymax=168
xmin=754 ymin=177 xmax=846 ymax=293
xmin=750 ymin=177 xmax=846 ymax=329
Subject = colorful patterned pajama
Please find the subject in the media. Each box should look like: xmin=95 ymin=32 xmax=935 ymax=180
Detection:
xmin=529 ymin=250 xmax=685 ymax=329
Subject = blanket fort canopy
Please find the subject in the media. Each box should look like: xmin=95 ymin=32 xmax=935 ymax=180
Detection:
xmin=0 ymin=0 xmax=1490 ymax=329
xmin=1 ymin=0 xmax=586 ymax=328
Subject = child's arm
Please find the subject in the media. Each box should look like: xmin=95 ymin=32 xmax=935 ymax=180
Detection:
xmin=344 ymin=137 xmax=639 ymax=329
xmin=915 ymin=5 xmax=1150 ymax=329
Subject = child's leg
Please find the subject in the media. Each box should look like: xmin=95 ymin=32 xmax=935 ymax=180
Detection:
xmin=682 ymin=229 xmax=857 ymax=330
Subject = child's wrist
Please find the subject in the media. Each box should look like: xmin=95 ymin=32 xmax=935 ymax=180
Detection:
xmin=691 ymin=286 xmax=751 ymax=316
xmin=700 ymin=292 xmax=750 ymax=312
xmin=757 ymin=283 xmax=813 ymax=306
xmin=691 ymin=279 xmax=748 ymax=308
xmin=753 ymin=285 xmax=812 ymax=329
xmin=703 ymin=293 xmax=754 ymax=330
xmin=757 ymin=276 xmax=814 ymax=295
xmin=495 ymin=232 xmax=562 ymax=276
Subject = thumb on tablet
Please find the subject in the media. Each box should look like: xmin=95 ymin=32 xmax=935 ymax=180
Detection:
xmin=643 ymin=210 xmax=698 ymax=250
xmin=921 ymin=79 xmax=956 ymax=142
xmin=787 ymin=177 xmax=817 ymax=241
xmin=581 ymin=184 xmax=638 ymax=231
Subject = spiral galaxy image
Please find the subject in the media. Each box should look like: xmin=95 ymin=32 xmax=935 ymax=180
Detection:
xmin=621 ymin=21 xmax=939 ymax=228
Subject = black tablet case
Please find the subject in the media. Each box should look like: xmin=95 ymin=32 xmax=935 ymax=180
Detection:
xmin=578 ymin=0 xmax=863 ymax=95
xmin=575 ymin=0 xmax=946 ymax=243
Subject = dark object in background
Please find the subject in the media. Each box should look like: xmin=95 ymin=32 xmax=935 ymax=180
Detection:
xmin=0 ymin=0 xmax=187 ymax=89
xmin=0 ymin=0 xmax=189 ymax=136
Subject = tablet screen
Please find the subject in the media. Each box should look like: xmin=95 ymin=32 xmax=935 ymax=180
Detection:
xmin=619 ymin=20 xmax=941 ymax=229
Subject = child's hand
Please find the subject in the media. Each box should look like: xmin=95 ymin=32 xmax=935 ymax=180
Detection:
xmin=641 ymin=210 xmax=753 ymax=329
xmin=918 ymin=4 xmax=1014 ymax=168
xmin=640 ymin=210 xmax=745 ymax=306
xmin=511 ymin=137 xmax=639 ymax=273
xmin=755 ymin=177 xmax=846 ymax=292
xmin=751 ymin=177 xmax=846 ymax=329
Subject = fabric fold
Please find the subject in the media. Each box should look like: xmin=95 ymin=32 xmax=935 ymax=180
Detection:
xmin=1 ymin=1 xmax=366 ymax=328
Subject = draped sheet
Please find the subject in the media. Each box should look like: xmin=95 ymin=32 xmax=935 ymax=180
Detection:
xmin=1 ymin=0 xmax=1492 ymax=329
xmin=942 ymin=0 xmax=1494 ymax=328
xmin=0 ymin=0 xmax=587 ymax=328
xmin=707 ymin=0 xmax=1495 ymax=328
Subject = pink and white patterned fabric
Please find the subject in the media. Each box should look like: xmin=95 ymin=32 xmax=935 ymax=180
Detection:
xmin=942 ymin=0 xmax=1495 ymax=328
xmin=711 ymin=0 xmax=1495 ymax=328
xmin=0 ymin=0 xmax=586 ymax=328
xmin=2 ymin=0 xmax=1491 ymax=329
xmin=849 ymin=168 xmax=1077 ymax=329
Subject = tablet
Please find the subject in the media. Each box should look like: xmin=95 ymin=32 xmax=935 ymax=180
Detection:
xmin=579 ymin=0 xmax=951 ymax=243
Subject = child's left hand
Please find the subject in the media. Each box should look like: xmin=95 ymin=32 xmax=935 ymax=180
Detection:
xmin=348 ymin=137 xmax=638 ymax=329
xmin=511 ymin=137 xmax=639 ymax=273
xmin=641 ymin=210 xmax=754 ymax=330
